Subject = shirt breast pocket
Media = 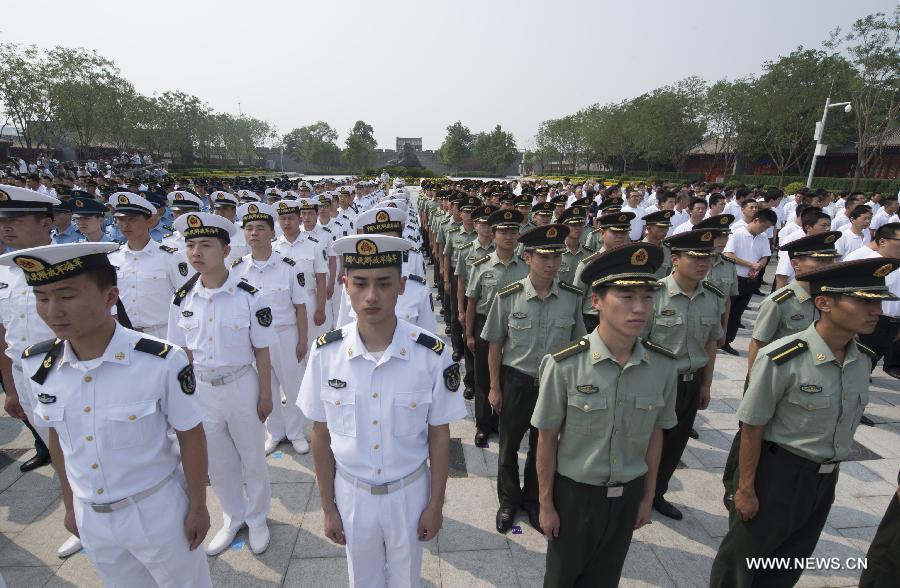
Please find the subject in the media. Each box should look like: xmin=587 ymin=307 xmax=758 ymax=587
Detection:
xmin=629 ymin=394 xmax=665 ymax=436
xmin=785 ymin=389 xmax=832 ymax=434
xmin=566 ymin=393 xmax=607 ymax=435
xmin=393 ymin=390 xmax=432 ymax=437
xmin=550 ymin=317 xmax=575 ymax=346
xmin=177 ymin=317 xmax=201 ymax=347
xmin=508 ymin=317 xmax=532 ymax=346
xmin=321 ymin=388 xmax=357 ymax=437
xmin=655 ymin=314 xmax=683 ymax=329
xmin=222 ymin=315 xmax=251 ymax=347
xmin=33 ymin=404 xmax=70 ymax=447
xmin=104 ymin=400 xmax=158 ymax=450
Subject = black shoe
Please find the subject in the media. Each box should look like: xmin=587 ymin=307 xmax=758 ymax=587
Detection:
xmin=860 ymin=415 xmax=875 ymax=427
xmin=452 ymin=351 xmax=463 ymax=362
xmin=652 ymin=496 xmax=683 ymax=520
xmin=444 ymin=326 xmax=451 ymax=335
xmin=20 ymin=453 xmax=51 ymax=472
xmin=689 ymin=428 xmax=699 ymax=439
xmin=723 ymin=492 xmax=734 ymax=510
xmin=474 ymin=431 xmax=488 ymax=448
xmin=463 ymin=387 xmax=474 ymax=400
xmin=720 ymin=344 xmax=739 ymax=356
xmin=523 ymin=503 xmax=542 ymax=534
xmin=753 ymin=289 xmax=764 ymax=296
xmin=496 ymin=506 xmax=516 ymax=533
xmin=884 ymin=367 xmax=900 ymax=379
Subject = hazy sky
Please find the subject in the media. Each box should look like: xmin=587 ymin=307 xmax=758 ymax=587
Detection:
xmin=2 ymin=0 xmax=895 ymax=150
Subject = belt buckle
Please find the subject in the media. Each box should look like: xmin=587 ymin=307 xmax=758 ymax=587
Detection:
xmin=91 ymin=502 xmax=114 ymax=513
xmin=370 ymin=484 xmax=389 ymax=496
xmin=210 ymin=376 xmax=226 ymax=386
xmin=818 ymin=462 xmax=837 ymax=474
xmin=607 ymin=485 xmax=624 ymax=498
xmin=681 ymin=372 xmax=694 ymax=382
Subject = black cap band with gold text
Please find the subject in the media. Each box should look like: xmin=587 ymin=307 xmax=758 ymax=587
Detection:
xmin=341 ymin=238 xmax=402 ymax=269
xmin=14 ymin=253 xmax=111 ymax=286
xmin=362 ymin=210 xmax=403 ymax=234
xmin=182 ymin=214 xmax=231 ymax=242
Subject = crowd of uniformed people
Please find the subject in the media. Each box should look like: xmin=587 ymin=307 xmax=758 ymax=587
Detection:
xmin=0 ymin=165 xmax=897 ymax=587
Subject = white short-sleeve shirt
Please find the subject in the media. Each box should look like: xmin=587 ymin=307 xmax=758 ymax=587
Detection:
xmin=232 ymin=251 xmax=309 ymax=328
xmin=725 ymin=226 xmax=772 ymax=278
xmin=108 ymin=240 xmax=190 ymax=330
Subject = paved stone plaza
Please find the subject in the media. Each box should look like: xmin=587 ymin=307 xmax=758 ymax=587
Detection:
xmin=0 ymin=244 xmax=897 ymax=587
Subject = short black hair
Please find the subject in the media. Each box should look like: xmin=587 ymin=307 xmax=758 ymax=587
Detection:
xmin=848 ymin=204 xmax=872 ymax=220
xmin=752 ymin=208 xmax=778 ymax=225
xmin=708 ymin=193 xmax=725 ymax=207
xmin=689 ymin=197 xmax=707 ymax=211
xmin=82 ymin=265 xmax=117 ymax=291
xmin=875 ymin=222 xmax=900 ymax=242
xmin=659 ymin=191 xmax=677 ymax=204
xmin=800 ymin=208 xmax=829 ymax=231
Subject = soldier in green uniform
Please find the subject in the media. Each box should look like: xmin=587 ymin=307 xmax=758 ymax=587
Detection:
xmin=444 ymin=195 xmax=481 ymax=365
xmin=710 ymin=257 xmax=900 ymax=588
xmin=641 ymin=210 xmax=674 ymax=278
xmin=644 ymin=229 xmax=726 ymax=520
xmin=531 ymin=202 xmax=555 ymax=227
xmin=516 ymin=197 xmax=534 ymax=232
xmin=573 ymin=212 xmax=634 ymax=332
xmin=481 ymin=224 xmax=586 ymax=534
xmin=584 ymin=198 xmax=625 ymax=251
xmin=533 ymin=244 xmax=678 ymax=588
xmin=557 ymin=205 xmax=593 ymax=284
xmin=465 ymin=210 xmax=529 ymax=447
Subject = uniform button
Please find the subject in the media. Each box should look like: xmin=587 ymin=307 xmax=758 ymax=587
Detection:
xmin=335 ymin=400 xmax=341 ymax=406
xmin=208 ymin=337 xmax=212 ymax=341
xmin=18 ymin=314 xmax=24 ymax=319
xmin=410 ymin=402 xmax=417 ymax=408
xmin=612 ymin=458 xmax=618 ymax=464
xmin=648 ymin=404 xmax=654 ymax=410
xmin=583 ymin=404 xmax=590 ymax=411
xmin=373 ymin=444 xmax=379 ymax=450
xmin=86 ymin=435 xmax=93 ymax=442
xmin=377 ymin=468 xmax=382 ymax=474
xmin=83 ymin=406 xmax=91 ymax=413
xmin=128 ymin=415 xmax=136 ymax=421
xmin=96 ymin=488 xmax=104 ymax=495
xmin=618 ymin=400 xmax=623 ymax=406
xmin=83 ymin=375 xmax=92 ymax=383
xmin=372 ymin=420 xmax=378 ymax=425
xmin=91 ymin=463 xmax=98 ymax=469
xmin=807 ymin=403 xmax=814 ymax=410
xmin=373 ymin=393 xmax=379 ymax=399
xmin=43 ymin=415 xmax=50 ymax=421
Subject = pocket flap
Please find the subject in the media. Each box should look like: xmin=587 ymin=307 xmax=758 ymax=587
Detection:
xmin=34 ymin=404 xmax=64 ymax=423
xmin=108 ymin=400 xmax=158 ymax=422
xmin=394 ymin=390 xmax=432 ymax=408
xmin=321 ymin=388 xmax=355 ymax=406
xmin=788 ymin=390 xmax=831 ymax=411
xmin=635 ymin=394 xmax=665 ymax=412
xmin=568 ymin=394 xmax=607 ymax=413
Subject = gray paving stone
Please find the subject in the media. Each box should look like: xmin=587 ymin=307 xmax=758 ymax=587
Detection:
xmin=0 ymin=565 xmax=56 ymax=588
xmin=621 ymin=541 xmax=674 ymax=587
xmin=835 ymin=461 xmax=898 ymax=498
xmin=795 ymin=524 xmax=866 ymax=587
xmin=44 ymin=554 xmax=101 ymax=588
xmin=0 ymin=499 xmax=71 ymax=567
xmin=292 ymin=485 xmax=348 ymax=559
xmin=268 ymin=482 xmax=314 ymax=527
xmin=0 ymin=488 xmax=60 ymax=533
xmin=635 ymin=510 xmax=719 ymax=588
xmin=440 ymin=548 xmax=519 ymax=587
xmin=210 ymin=523 xmax=298 ymax=587
xmin=0 ymin=418 xmax=35 ymax=451
xmin=665 ymin=467 xmax=730 ymax=539
xmin=283 ymin=556 xmax=348 ymax=587
xmin=437 ymin=477 xmax=508 ymax=553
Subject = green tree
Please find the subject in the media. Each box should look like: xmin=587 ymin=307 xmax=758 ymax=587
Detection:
xmin=437 ymin=121 xmax=473 ymax=173
xmin=472 ymin=124 xmax=518 ymax=175
xmin=342 ymin=120 xmax=378 ymax=172
xmin=0 ymin=43 xmax=57 ymax=151
xmin=284 ymin=121 xmax=341 ymax=170
xmin=699 ymin=77 xmax=756 ymax=176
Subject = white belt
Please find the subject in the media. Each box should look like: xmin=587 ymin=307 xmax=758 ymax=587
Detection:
xmin=197 ymin=365 xmax=251 ymax=386
xmin=85 ymin=474 xmax=171 ymax=513
xmin=338 ymin=461 xmax=427 ymax=496
xmin=276 ymin=324 xmax=298 ymax=333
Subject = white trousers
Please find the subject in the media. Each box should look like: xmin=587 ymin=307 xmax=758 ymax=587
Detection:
xmin=12 ymin=367 xmax=50 ymax=443
xmin=74 ymin=475 xmax=212 ymax=588
xmin=330 ymin=281 xmax=344 ymax=323
xmin=266 ymin=325 xmax=307 ymax=442
xmin=335 ymin=468 xmax=430 ymax=588
xmin=308 ymin=295 xmax=332 ymax=342
xmin=197 ymin=368 xmax=271 ymax=530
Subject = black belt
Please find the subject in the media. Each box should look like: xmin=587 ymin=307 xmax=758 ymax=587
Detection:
xmin=679 ymin=370 xmax=699 ymax=382
xmin=407 ymin=274 xmax=426 ymax=285
xmin=765 ymin=441 xmax=840 ymax=474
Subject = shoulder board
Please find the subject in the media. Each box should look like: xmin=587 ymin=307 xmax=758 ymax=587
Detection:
xmin=720 ymin=255 xmax=736 ymax=264
xmin=322 ymin=226 xmax=332 ymax=233
xmin=163 ymin=225 xmax=174 ymax=231
xmin=28 ymin=339 xmax=65 ymax=385
xmin=559 ymin=281 xmax=584 ymax=296
xmin=771 ymin=288 xmax=795 ymax=303
xmin=236 ymin=281 xmax=258 ymax=295
xmin=22 ymin=337 xmax=61 ymax=359
xmin=307 ymin=236 xmax=319 ymax=243
xmin=551 ymin=337 xmax=590 ymax=362
xmin=582 ymin=244 xmax=596 ymax=253
xmin=590 ymin=227 xmax=603 ymax=234
xmin=163 ymin=233 xmax=174 ymax=239
xmin=472 ymin=255 xmax=491 ymax=266
xmin=458 ymin=241 xmax=474 ymax=250
xmin=172 ymin=273 xmax=200 ymax=306
xmin=282 ymin=256 xmax=296 ymax=266
xmin=580 ymin=250 xmax=603 ymax=265
xmin=408 ymin=274 xmax=427 ymax=285
xmin=315 ymin=328 xmax=344 ymax=348
xmin=158 ymin=245 xmax=178 ymax=254
xmin=856 ymin=340 xmax=877 ymax=364
xmin=231 ymin=258 xmax=244 ymax=268
xmin=134 ymin=338 xmax=173 ymax=358
xmin=414 ymin=332 xmax=445 ymax=354
xmin=766 ymin=338 xmax=809 ymax=365
xmin=448 ymin=227 xmax=461 ymax=234
xmin=703 ymin=280 xmax=725 ymax=297
xmin=642 ymin=338 xmax=677 ymax=359
xmin=498 ymin=282 xmax=524 ymax=298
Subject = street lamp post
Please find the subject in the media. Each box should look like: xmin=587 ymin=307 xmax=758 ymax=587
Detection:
xmin=806 ymin=96 xmax=852 ymax=188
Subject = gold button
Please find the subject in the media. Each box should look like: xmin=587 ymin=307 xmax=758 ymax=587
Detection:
xmin=335 ymin=400 xmax=341 ymax=406
xmin=807 ymin=403 xmax=814 ymax=410
xmin=83 ymin=375 xmax=92 ymax=383
xmin=83 ymin=407 xmax=91 ymax=413
xmin=374 ymin=444 xmax=379 ymax=450
xmin=128 ymin=415 xmax=136 ymax=421
xmin=583 ymin=404 xmax=590 ymax=411
xmin=648 ymin=404 xmax=654 ymax=410
xmin=43 ymin=415 xmax=49 ymax=421
xmin=86 ymin=435 xmax=93 ymax=442
xmin=91 ymin=464 xmax=98 ymax=469
xmin=96 ymin=488 xmax=104 ymax=495
xmin=613 ymin=458 xmax=618 ymax=464
xmin=618 ymin=400 xmax=623 ymax=406
xmin=410 ymin=402 xmax=417 ymax=408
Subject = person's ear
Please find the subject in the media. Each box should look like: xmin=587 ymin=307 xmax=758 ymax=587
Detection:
xmin=814 ymin=294 xmax=833 ymax=314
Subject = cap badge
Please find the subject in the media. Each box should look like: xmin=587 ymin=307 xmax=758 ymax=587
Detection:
xmin=720 ymin=216 xmax=729 ymax=225
xmin=356 ymin=239 xmax=377 ymax=256
xmin=74 ymin=199 xmax=84 ymax=208
xmin=700 ymin=231 xmax=713 ymax=242
xmin=118 ymin=194 xmax=129 ymax=205
xmin=0 ymin=189 xmax=8 ymax=201
xmin=186 ymin=214 xmax=202 ymax=228
xmin=874 ymin=263 xmax=893 ymax=278
xmin=14 ymin=256 xmax=45 ymax=272
xmin=619 ymin=215 xmax=627 ymax=221
xmin=278 ymin=201 xmax=289 ymax=210
xmin=824 ymin=234 xmax=836 ymax=244
xmin=248 ymin=204 xmax=259 ymax=214
xmin=546 ymin=227 xmax=558 ymax=238
xmin=631 ymin=248 xmax=649 ymax=266
xmin=375 ymin=210 xmax=389 ymax=223
xmin=175 ymin=192 xmax=184 ymax=200
xmin=503 ymin=211 xmax=512 ymax=219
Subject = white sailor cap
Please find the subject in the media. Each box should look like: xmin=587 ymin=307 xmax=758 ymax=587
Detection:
xmin=112 ymin=192 xmax=156 ymax=216
xmin=174 ymin=212 xmax=237 ymax=242
xmin=0 ymin=242 xmax=118 ymax=286
xmin=356 ymin=207 xmax=405 ymax=235
xmin=239 ymin=189 xmax=263 ymax=203
xmin=0 ymin=185 xmax=60 ymax=217
xmin=210 ymin=191 xmax=239 ymax=208
xmin=167 ymin=190 xmax=203 ymax=211
xmin=332 ymin=235 xmax=410 ymax=269
xmin=237 ymin=202 xmax=277 ymax=226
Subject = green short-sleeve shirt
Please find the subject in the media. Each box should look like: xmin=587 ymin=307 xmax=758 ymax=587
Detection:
xmin=707 ymin=254 xmax=739 ymax=298
xmin=559 ymin=245 xmax=593 ymax=285
xmin=737 ymin=323 xmax=871 ymax=462
xmin=456 ymin=240 xmax=495 ymax=280
xmin=443 ymin=226 xmax=476 ymax=268
xmin=752 ymin=280 xmax=814 ymax=345
xmin=532 ymin=332 xmax=678 ymax=485
xmin=481 ymin=277 xmax=587 ymax=377
xmin=572 ymin=247 xmax=605 ymax=316
xmin=465 ymin=252 xmax=530 ymax=316
xmin=643 ymin=274 xmax=726 ymax=372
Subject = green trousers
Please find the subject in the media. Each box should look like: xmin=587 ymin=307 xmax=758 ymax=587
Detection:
xmin=860 ymin=483 xmax=900 ymax=587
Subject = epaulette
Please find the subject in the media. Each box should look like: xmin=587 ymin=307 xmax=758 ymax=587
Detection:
xmin=580 ymin=250 xmax=603 ymax=265
xmin=163 ymin=225 xmax=174 ymax=231
xmin=856 ymin=340 xmax=877 ymax=364
xmin=559 ymin=281 xmax=584 ymax=296
xmin=315 ymin=328 xmax=344 ymax=348
xmin=408 ymin=274 xmax=426 ymax=285
xmin=703 ymin=280 xmax=725 ymax=297
xmin=236 ymin=281 xmax=258 ymax=295
xmin=231 ymin=258 xmax=244 ymax=268
xmin=642 ymin=338 xmax=677 ymax=359
xmin=582 ymin=244 xmax=596 ymax=253
xmin=771 ymin=288 xmax=795 ymax=303
xmin=172 ymin=273 xmax=201 ymax=306
xmin=766 ymin=338 xmax=809 ymax=365
xmin=159 ymin=245 xmax=178 ymax=254
xmin=307 ymin=236 xmax=319 ymax=243
xmin=163 ymin=233 xmax=174 ymax=239
xmin=282 ymin=257 xmax=296 ymax=266
xmin=472 ymin=255 xmax=491 ymax=266
xmin=22 ymin=338 xmax=61 ymax=359
xmin=551 ymin=338 xmax=589 ymax=361
xmin=447 ymin=227 xmax=461 ymax=234
xmin=720 ymin=255 xmax=736 ymax=264
xmin=134 ymin=338 xmax=173 ymax=358
xmin=590 ymin=227 xmax=603 ymax=235
xmin=498 ymin=282 xmax=524 ymax=298
xmin=27 ymin=338 xmax=64 ymax=385
xmin=458 ymin=241 xmax=474 ymax=250
xmin=322 ymin=226 xmax=332 ymax=233
xmin=414 ymin=332 xmax=445 ymax=354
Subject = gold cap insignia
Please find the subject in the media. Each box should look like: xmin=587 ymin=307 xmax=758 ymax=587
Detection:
xmin=546 ymin=227 xmax=558 ymax=238
xmin=720 ymin=216 xmax=729 ymax=225
xmin=874 ymin=263 xmax=893 ymax=278
xmin=503 ymin=211 xmax=513 ymax=220
xmin=356 ymin=239 xmax=377 ymax=256
xmin=118 ymin=194 xmax=130 ymax=205
xmin=186 ymin=214 xmax=202 ymax=228
xmin=700 ymin=231 xmax=713 ymax=242
xmin=375 ymin=210 xmax=389 ymax=223
xmin=175 ymin=192 xmax=184 ymax=200
xmin=619 ymin=215 xmax=627 ymax=222
xmin=631 ymin=248 xmax=648 ymax=266
xmin=824 ymin=234 xmax=836 ymax=244
xmin=278 ymin=201 xmax=289 ymax=210
xmin=14 ymin=256 xmax=45 ymax=272
xmin=0 ymin=189 xmax=8 ymax=201
xmin=248 ymin=204 xmax=259 ymax=214
xmin=74 ymin=199 xmax=84 ymax=207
